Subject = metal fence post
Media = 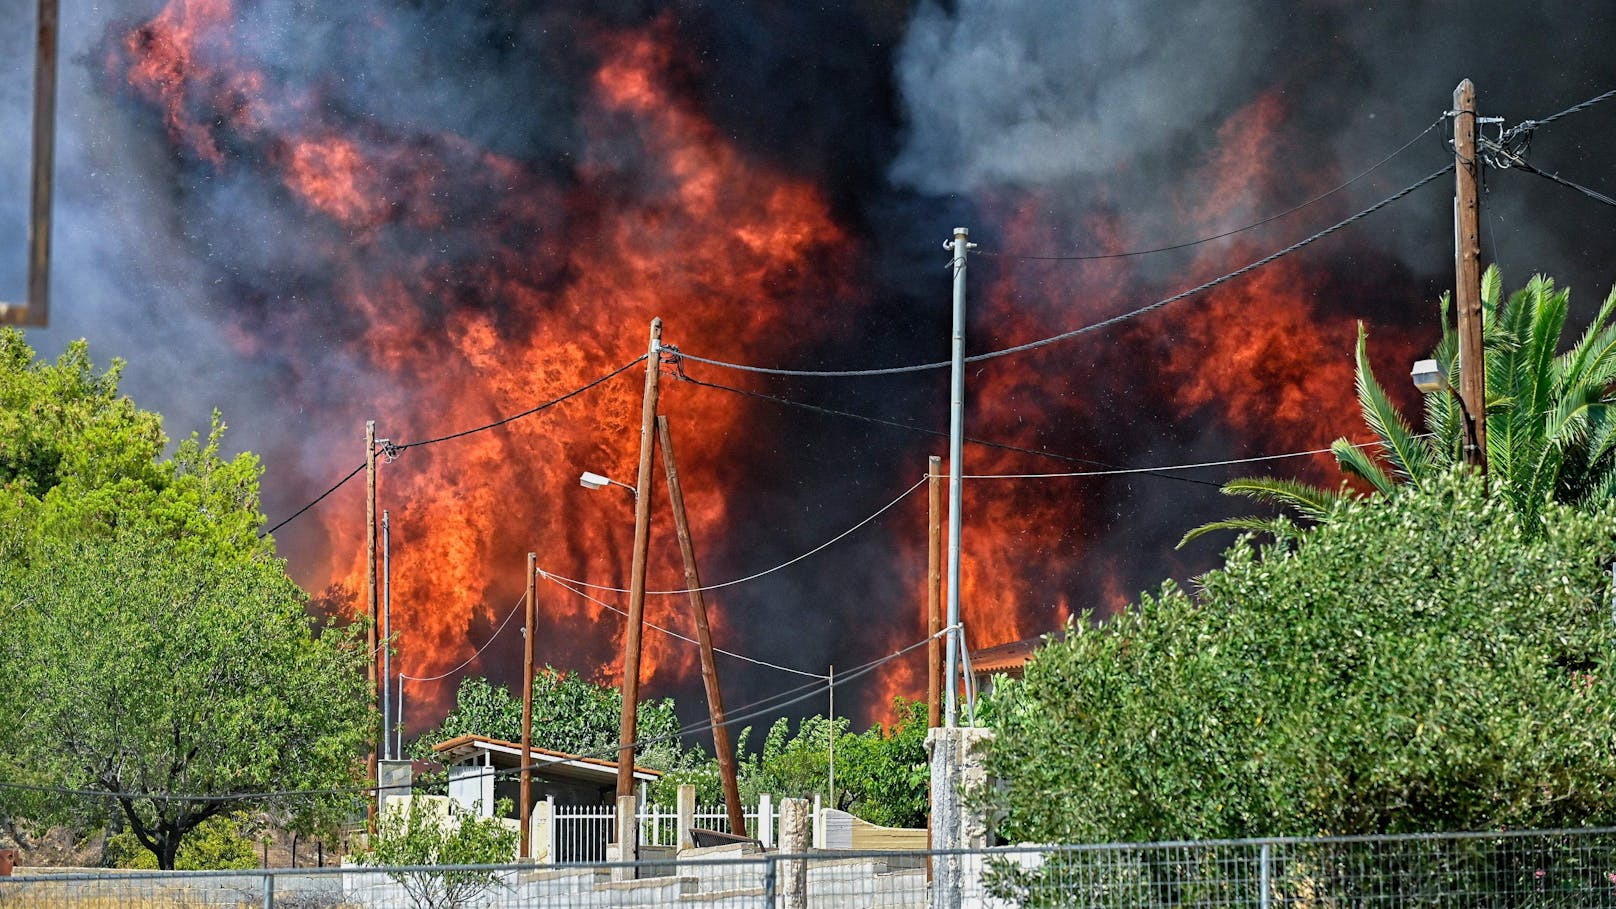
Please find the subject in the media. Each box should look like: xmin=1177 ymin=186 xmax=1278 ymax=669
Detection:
xmin=763 ymin=854 xmax=777 ymax=909
xmin=261 ymin=870 xmax=275 ymax=909
xmin=1259 ymin=841 xmax=1272 ymax=909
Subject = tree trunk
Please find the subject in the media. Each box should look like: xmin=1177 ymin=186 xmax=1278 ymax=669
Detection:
xmin=156 ymin=828 xmax=180 ymax=871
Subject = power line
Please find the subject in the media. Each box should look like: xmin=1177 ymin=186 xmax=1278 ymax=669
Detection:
xmin=542 ymin=573 xmax=827 ymax=679
xmin=1500 ymin=86 xmax=1616 ymax=146
xmin=537 ymin=476 xmax=928 ymax=597
xmin=981 ymin=116 xmax=1445 ymax=262
xmin=398 ymin=591 xmax=528 ymax=685
xmin=260 ymin=462 xmax=363 ymax=538
xmin=961 ymin=441 xmax=1359 ymax=479
xmin=394 ymin=355 xmax=648 ymax=451
xmin=671 ymin=165 xmax=1452 ymax=378
xmin=672 ymin=370 xmax=1223 ymax=489
xmin=493 ymin=625 xmax=956 ymax=780
xmin=0 ymin=626 xmax=957 ymax=804
xmin=256 ymin=356 xmax=647 ymax=537
xmin=1505 ymin=158 xmax=1616 ymax=210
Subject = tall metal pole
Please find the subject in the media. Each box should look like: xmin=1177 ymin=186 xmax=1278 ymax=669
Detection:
xmin=658 ymin=416 xmax=746 ymax=837
xmin=520 ymin=552 xmax=537 ymax=859
xmin=617 ymin=319 xmax=663 ymax=799
xmin=827 ymin=664 xmax=836 ymax=810
xmin=364 ymin=420 xmax=378 ymax=824
xmin=927 ymin=455 xmax=943 ymax=728
xmin=1453 ymin=79 xmax=1488 ymax=474
xmin=944 ymin=227 xmax=971 ymax=726
xmin=381 ymin=510 xmax=391 ymax=762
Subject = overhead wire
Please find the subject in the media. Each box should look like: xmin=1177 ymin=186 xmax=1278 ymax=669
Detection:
xmin=537 ymin=476 xmax=928 ymax=597
xmin=671 ymin=165 xmax=1453 ymax=378
xmin=1500 ymin=86 xmax=1616 ymax=147
xmin=256 ymin=356 xmax=647 ymax=537
xmin=260 ymin=462 xmax=363 ymax=538
xmin=0 ymin=626 xmax=960 ymax=804
xmin=960 ymin=439 xmax=1377 ymax=479
xmin=541 ymin=573 xmax=828 ymax=679
xmin=1504 ymin=158 xmax=1616 ymax=210
xmin=672 ymin=371 xmax=1223 ymax=489
xmin=398 ymin=591 xmax=528 ymax=685
xmin=491 ymin=625 xmax=958 ymax=781
xmin=393 ymin=355 xmax=648 ymax=452
xmin=981 ymin=115 xmax=1446 ymax=262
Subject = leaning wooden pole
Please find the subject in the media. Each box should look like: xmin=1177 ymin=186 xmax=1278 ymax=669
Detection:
xmin=617 ymin=319 xmax=663 ymax=800
xmin=658 ymin=415 xmax=746 ymax=837
xmin=1453 ymin=79 xmax=1488 ymax=474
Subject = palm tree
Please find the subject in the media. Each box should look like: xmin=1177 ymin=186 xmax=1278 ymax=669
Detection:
xmin=1183 ymin=267 xmax=1616 ymax=544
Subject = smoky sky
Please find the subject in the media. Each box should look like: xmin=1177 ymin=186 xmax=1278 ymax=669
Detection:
xmin=5 ymin=0 xmax=1616 ymax=734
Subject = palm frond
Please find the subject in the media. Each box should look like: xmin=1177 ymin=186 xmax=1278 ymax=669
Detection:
xmin=1331 ymin=438 xmax=1396 ymax=495
xmin=1177 ymin=516 xmax=1300 ymax=548
xmin=1219 ymin=476 xmax=1348 ymax=519
xmin=1351 ymin=324 xmax=1433 ymax=486
xmin=1558 ymin=284 xmax=1616 ymax=390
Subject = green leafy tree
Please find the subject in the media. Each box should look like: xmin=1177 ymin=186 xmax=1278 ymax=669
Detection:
xmin=104 ymin=813 xmax=260 ymax=870
xmin=990 ymin=469 xmax=1616 ymax=848
xmin=655 ymin=699 xmax=931 ymax=829
xmin=415 ymin=671 xmax=685 ymax=770
xmin=0 ymin=531 xmax=371 ymax=869
xmin=0 ymin=328 xmax=268 ymax=557
xmin=361 ymin=797 xmax=518 ymax=909
xmin=1186 ymin=269 xmax=1616 ymax=543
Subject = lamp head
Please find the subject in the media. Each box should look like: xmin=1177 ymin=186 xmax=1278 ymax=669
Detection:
xmin=1410 ymin=359 xmax=1445 ymax=394
xmin=579 ymin=471 xmax=611 ymax=490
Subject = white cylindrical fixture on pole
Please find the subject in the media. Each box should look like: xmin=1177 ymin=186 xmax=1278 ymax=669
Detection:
xmin=381 ymin=510 xmax=391 ymax=760
xmin=944 ymin=227 xmax=971 ymax=726
xmin=396 ymin=675 xmax=405 ymax=759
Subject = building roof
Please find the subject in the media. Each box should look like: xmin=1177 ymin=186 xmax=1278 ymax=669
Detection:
xmin=969 ymin=636 xmax=1049 ymax=675
xmin=431 ymin=735 xmax=663 ymax=785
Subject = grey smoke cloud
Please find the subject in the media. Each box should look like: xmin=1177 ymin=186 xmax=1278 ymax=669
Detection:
xmin=890 ymin=0 xmax=1257 ymax=193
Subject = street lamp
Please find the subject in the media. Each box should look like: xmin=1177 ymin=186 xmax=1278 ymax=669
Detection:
xmin=1410 ymin=358 xmax=1445 ymax=393
xmin=579 ymin=471 xmax=637 ymax=497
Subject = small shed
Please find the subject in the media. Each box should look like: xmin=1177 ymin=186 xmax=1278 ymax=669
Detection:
xmin=432 ymin=735 xmax=661 ymax=821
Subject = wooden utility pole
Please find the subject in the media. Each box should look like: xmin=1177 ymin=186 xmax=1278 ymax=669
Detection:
xmin=364 ymin=420 xmax=379 ymax=826
xmin=519 ymin=552 xmax=537 ymax=859
xmin=926 ymin=456 xmax=943 ymax=729
xmin=657 ymin=416 xmax=746 ymax=836
xmin=1453 ymin=79 xmax=1488 ymax=473
xmin=617 ymin=319 xmax=663 ymax=799
xmin=0 ymin=0 xmax=58 ymax=327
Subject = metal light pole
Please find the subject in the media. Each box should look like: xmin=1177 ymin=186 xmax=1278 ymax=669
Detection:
xmin=944 ymin=227 xmax=972 ymax=726
xmin=381 ymin=510 xmax=391 ymax=761
xmin=519 ymin=552 xmax=537 ymax=859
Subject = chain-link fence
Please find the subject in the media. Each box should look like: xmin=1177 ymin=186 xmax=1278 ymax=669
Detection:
xmin=4 ymin=827 xmax=1615 ymax=907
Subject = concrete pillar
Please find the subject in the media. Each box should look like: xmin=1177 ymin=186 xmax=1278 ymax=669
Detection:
xmin=377 ymin=760 xmax=413 ymax=822
xmin=778 ymin=797 xmax=811 ymax=909
xmin=676 ymin=784 xmax=697 ymax=850
xmin=613 ymin=793 xmax=638 ymax=881
xmin=529 ymin=798 xmax=552 ymax=865
xmin=926 ymin=726 xmax=994 ymax=909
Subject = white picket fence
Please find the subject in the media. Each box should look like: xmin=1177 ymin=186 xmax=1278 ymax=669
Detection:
xmin=549 ymin=795 xmax=776 ymax=863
